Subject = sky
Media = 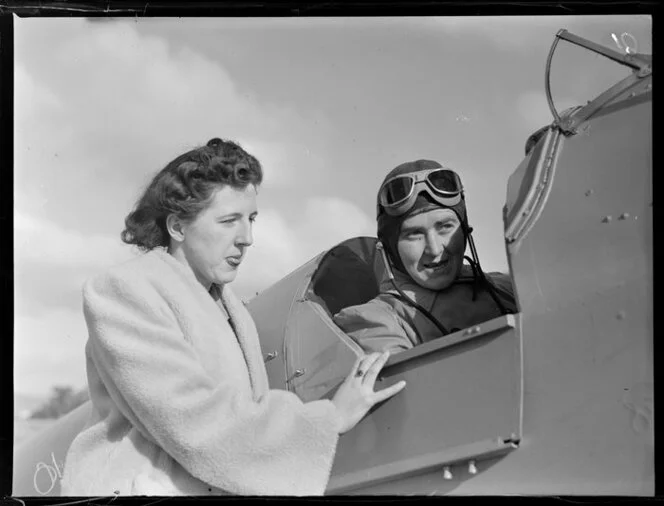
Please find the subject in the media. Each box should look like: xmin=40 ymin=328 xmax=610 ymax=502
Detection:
xmin=13 ymin=14 xmax=651 ymax=399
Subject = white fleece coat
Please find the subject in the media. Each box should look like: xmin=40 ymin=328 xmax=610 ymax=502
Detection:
xmin=60 ymin=249 xmax=342 ymax=496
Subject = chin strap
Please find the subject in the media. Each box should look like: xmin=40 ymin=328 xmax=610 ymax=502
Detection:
xmin=462 ymin=223 xmax=510 ymax=315
xmin=376 ymin=241 xmax=450 ymax=340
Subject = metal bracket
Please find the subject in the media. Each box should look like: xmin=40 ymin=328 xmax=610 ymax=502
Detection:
xmin=286 ymin=368 xmax=306 ymax=384
xmin=558 ymin=70 xmax=649 ymax=135
xmin=556 ymin=29 xmax=651 ymax=72
xmin=264 ymin=351 xmax=278 ymax=363
xmin=545 ymin=29 xmax=652 ymax=136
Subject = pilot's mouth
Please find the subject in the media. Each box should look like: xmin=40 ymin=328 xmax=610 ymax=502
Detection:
xmin=423 ymin=258 xmax=450 ymax=271
xmin=226 ymin=256 xmax=243 ymax=268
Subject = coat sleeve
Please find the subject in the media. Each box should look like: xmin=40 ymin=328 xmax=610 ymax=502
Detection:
xmin=333 ymin=300 xmax=417 ymax=354
xmin=83 ymin=270 xmax=342 ymax=496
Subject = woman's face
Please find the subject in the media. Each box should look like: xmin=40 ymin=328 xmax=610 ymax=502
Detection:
xmin=173 ymin=184 xmax=258 ymax=289
xmin=397 ymin=207 xmax=465 ymax=290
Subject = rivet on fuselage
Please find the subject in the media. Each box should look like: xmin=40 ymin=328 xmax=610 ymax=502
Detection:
xmin=616 ymin=311 xmax=626 ymax=320
xmin=602 ymin=215 xmax=612 ymax=223
xmin=585 ymin=189 xmax=594 ymax=196
xmin=618 ymin=213 xmax=630 ymax=220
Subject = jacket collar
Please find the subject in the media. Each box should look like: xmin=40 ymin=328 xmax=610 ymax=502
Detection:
xmin=151 ymin=248 xmax=269 ymax=399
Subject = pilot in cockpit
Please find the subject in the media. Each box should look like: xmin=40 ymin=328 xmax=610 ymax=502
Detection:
xmin=333 ymin=159 xmax=517 ymax=354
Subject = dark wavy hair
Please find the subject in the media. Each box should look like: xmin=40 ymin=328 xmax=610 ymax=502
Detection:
xmin=121 ymin=138 xmax=263 ymax=251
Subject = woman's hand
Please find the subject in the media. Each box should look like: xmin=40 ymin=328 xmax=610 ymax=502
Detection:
xmin=331 ymin=351 xmax=406 ymax=434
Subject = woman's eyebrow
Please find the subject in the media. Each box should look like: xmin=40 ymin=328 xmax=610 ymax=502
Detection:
xmin=217 ymin=212 xmax=242 ymax=220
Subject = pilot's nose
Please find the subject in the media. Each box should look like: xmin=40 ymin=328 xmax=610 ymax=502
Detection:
xmin=424 ymin=231 xmax=443 ymax=258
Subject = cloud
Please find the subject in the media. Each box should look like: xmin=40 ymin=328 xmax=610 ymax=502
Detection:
xmin=13 ymin=14 xmax=372 ymax=393
xmin=13 ymin=211 xmax=139 ymax=341
xmin=15 ymin=64 xmax=63 ymax=117
xmin=14 ymin=212 xmax=137 ymax=269
xmin=13 ymin=16 xmax=343 ymax=395
xmin=14 ymin=17 xmax=333 ymax=233
xmin=14 ymin=307 xmax=90 ymax=397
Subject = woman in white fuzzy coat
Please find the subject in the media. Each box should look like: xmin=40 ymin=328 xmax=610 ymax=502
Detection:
xmin=60 ymin=138 xmax=405 ymax=497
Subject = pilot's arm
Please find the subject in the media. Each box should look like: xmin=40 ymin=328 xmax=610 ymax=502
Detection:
xmin=333 ymin=299 xmax=418 ymax=354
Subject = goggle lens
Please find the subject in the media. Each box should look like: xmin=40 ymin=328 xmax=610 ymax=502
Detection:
xmin=381 ymin=177 xmax=414 ymax=206
xmin=427 ymin=169 xmax=461 ymax=194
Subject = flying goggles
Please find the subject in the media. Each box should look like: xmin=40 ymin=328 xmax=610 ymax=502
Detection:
xmin=377 ymin=168 xmax=464 ymax=217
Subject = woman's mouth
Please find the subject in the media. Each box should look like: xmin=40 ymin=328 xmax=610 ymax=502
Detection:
xmin=226 ymin=256 xmax=242 ymax=268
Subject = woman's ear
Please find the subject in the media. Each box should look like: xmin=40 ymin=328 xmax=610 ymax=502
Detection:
xmin=166 ymin=214 xmax=186 ymax=243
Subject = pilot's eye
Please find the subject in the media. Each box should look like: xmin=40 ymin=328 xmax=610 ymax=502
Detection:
xmin=404 ymin=230 xmax=423 ymax=239
xmin=437 ymin=222 xmax=456 ymax=232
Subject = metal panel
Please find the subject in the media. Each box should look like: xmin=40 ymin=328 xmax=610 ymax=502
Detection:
xmin=285 ymin=236 xmax=385 ymax=398
xmin=350 ymin=88 xmax=652 ymax=497
xmin=327 ymin=315 xmax=521 ymax=493
xmin=287 ymin=300 xmax=360 ymax=402
xmin=499 ymin=94 xmax=653 ymax=494
xmin=247 ymin=254 xmax=322 ymax=389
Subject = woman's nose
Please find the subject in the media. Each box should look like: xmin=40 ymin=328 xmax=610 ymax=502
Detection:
xmin=236 ymin=220 xmax=254 ymax=247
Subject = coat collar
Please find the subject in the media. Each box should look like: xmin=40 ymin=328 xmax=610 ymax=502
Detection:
xmin=219 ymin=284 xmax=269 ymax=398
xmin=150 ymin=248 xmax=269 ymax=400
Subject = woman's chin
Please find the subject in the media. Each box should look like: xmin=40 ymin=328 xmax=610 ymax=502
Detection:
xmin=213 ymin=270 xmax=239 ymax=286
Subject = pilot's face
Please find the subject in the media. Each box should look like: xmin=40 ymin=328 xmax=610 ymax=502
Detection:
xmin=171 ymin=184 xmax=257 ymax=289
xmin=397 ymin=208 xmax=465 ymax=291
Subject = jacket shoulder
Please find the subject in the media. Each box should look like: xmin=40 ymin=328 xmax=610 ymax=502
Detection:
xmin=334 ymin=296 xmax=396 ymax=321
xmin=333 ymin=296 xmax=417 ymax=352
xmin=333 ymin=295 xmax=412 ymax=337
xmin=83 ymin=250 xmax=178 ymax=301
xmin=485 ymin=271 xmax=515 ymax=292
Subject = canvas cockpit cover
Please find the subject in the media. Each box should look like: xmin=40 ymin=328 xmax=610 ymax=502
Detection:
xmin=308 ymin=236 xmax=385 ymax=316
